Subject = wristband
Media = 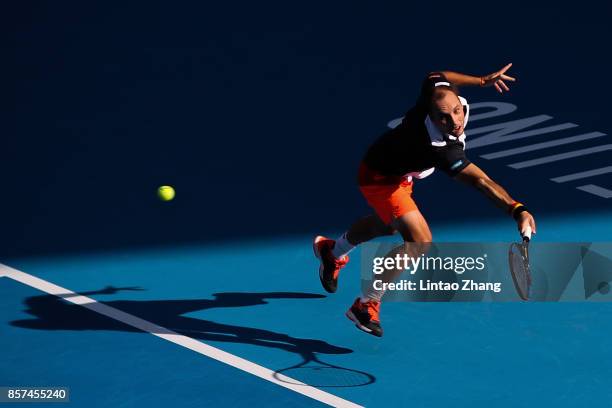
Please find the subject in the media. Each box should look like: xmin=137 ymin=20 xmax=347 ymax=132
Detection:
xmin=512 ymin=205 xmax=529 ymax=220
xmin=508 ymin=201 xmax=523 ymax=215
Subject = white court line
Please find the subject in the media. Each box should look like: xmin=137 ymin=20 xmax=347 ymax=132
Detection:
xmin=0 ymin=263 xmax=363 ymax=408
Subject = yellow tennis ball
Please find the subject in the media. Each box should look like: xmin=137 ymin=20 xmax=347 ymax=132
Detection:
xmin=157 ymin=185 xmax=175 ymax=201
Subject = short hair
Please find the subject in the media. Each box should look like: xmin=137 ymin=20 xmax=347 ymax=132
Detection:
xmin=431 ymin=86 xmax=459 ymax=106
xmin=418 ymin=72 xmax=460 ymax=113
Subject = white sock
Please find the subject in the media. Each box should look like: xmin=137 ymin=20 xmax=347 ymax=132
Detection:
xmin=361 ymin=289 xmax=383 ymax=303
xmin=332 ymin=232 xmax=355 ymax=259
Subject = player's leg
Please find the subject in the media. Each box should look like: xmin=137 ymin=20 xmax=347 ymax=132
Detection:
xmin=315 ymin=161 xmax=405 ymax=293
xmin=346 ymin=214 xmax=396 ymax=245
xmin=370 ymin=209 xmax=432 ymax=300
xmin=314 ymin=214 xmax=394 ymax=294
xmin=391 ymin=208 xmax=432 ymax=243
xmin=315 ymin=215 xmax=395 ymax=290
xmin=375 ymin=210 xmax=433 ymax=291
xmin=345 ymin=177 xmax=430 ymax=336
xmin=346 ymin=210 xmax=431 ymax=337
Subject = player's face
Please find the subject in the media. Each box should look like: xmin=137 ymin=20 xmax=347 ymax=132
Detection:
xmin=430 ymin=91 xmax=465 ymax=137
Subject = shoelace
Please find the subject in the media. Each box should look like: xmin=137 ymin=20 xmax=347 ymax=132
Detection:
xmin=362 ymin=300 xmax=380 ymax=321
xmin=324 ymin=249 xmax=348 ymax=267
xmin=334 ymin=256 xmax=348 ymax=267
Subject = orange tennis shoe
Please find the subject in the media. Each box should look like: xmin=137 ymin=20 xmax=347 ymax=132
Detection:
xmin=313 ymin=235 xmax=349 ymax=293
xmin=346 ymin=298 xmax=383 ymax=337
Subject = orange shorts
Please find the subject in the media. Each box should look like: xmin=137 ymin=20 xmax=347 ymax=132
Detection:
xmin=358 ymin=163 xmax=418 ymax=225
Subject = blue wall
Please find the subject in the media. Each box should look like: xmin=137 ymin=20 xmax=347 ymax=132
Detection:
xmin=4 ymin=1 xmax=611 ymax=256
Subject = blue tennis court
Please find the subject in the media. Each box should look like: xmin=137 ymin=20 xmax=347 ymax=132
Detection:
xmin=3 ymin=213 xmax=612 ymax=406
xmin=3 ymin=1 xmax=612 ymax=406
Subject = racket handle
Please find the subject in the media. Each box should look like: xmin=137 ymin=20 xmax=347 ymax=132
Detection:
xmin=521 ymin=225 xmax=532 ymax=242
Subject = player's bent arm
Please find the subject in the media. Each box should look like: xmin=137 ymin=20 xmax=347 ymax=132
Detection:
xmin=439 ymin=71 xmax=482 ymax=87
xmin=454 ymin=163 xmax=537 ymax=233
xmin=438 ymin=64 xmax=516 ymax=92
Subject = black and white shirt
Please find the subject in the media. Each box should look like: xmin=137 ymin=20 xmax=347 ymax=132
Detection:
xmin=362 ymin=73 xmax=471 ymax=181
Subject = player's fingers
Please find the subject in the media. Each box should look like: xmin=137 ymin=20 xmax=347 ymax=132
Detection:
xmin=499 ymin=80 xmax=510 ymax=91
xmin=501 ymin=74 xmax=516 ymax=81
xmin=500 ymin=62 xmax=513 ymax=74
xmin=530 ymin=217 xmax=537 ymax=234
xmin=494 ymin=82 xmax=503 ymax=93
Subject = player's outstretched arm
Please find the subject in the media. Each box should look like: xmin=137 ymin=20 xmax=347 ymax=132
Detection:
xmin=441 ymin=63 xmax=516 ymax=93
xmin=454 ymin=163 xmax=536 ymax=236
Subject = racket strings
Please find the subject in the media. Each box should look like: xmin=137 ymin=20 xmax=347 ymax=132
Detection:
xmin=510 ymin=245 xmax=531 ymax=299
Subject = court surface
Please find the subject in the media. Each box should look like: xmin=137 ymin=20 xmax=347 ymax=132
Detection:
xmin=3 ymin=213 xmax=612 ymax=407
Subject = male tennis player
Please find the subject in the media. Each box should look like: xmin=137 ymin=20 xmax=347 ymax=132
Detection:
xmin=314 ymin=63 xmax=537 ymax=337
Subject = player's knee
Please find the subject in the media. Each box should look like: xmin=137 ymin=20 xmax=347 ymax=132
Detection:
xmin=401 ymin=240 xmax=431 ymax=256
xmin=412 ymin=230 xmax=432 ymax=243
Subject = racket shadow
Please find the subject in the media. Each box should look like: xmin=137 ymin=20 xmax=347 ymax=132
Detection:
xmin=274 ymin=348 xmax=376 ymax=388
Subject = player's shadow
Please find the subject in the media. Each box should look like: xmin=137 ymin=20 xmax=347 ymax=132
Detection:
xmin=11 ymin=287 xmax=375 ymax=386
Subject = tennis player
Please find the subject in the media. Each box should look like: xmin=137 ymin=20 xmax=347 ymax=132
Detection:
xmin=314 ymin=63 xmax=537 ymax=337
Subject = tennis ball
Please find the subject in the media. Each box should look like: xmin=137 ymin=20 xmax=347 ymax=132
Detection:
xmin=157 ymin=185 xmax=175 ymax=201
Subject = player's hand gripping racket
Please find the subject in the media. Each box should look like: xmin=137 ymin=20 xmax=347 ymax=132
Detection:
xmin=508 ymin=226 xmax=532 ymax=300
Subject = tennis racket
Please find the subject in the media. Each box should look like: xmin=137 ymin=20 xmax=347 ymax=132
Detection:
xmin=508 ymin=226 xmax=532 ymax=300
